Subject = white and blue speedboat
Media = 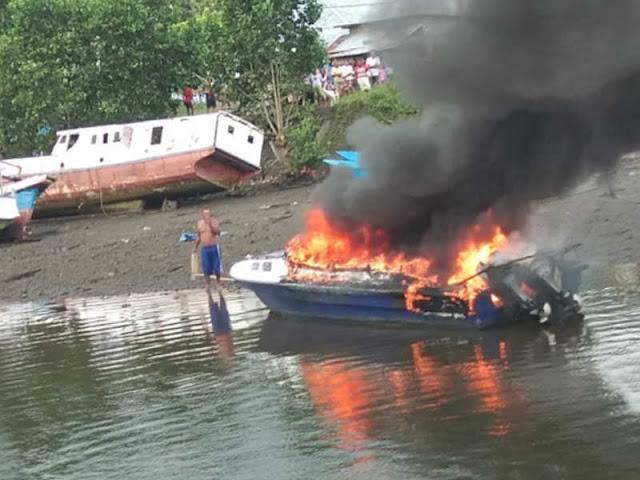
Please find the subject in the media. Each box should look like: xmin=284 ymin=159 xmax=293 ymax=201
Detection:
xmin=230 ymin=250 xmax=584 ymax=330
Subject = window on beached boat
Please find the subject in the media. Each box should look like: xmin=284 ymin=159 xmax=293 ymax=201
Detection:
xmin=123 ymin=127 xmax=133 ymax=147
xmin=262 ymin=262 xmax=272 ymax=272
xmin=91 ymin=135 xmax=97 ymax=145
xmin=227 ymin=125 xmax=234 ymax=134
xmin=67 ymin=134 xmax=79 ymax=150
xmin=59 ymin=135 xmax=67 ymax=144
xmin=114 ymin=131 xmax=121 ymax=143
xmin=151 ymin=127 xmax=163 ymax=145
xmin=248 ymin=135 xmax=254 ymax=144
xmin=103 ymin=133 xmax=109 ymax=144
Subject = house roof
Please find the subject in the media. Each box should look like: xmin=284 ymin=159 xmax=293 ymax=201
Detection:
xmin=319 ymin=0 xmax=466 ymax=45
xmin=317 ymin=0 xmax=383 ymax=44
xmin=328 ymin=24 xmax=430 ymax=58
xmin=328 ymin=30 xmax=373 ymax=58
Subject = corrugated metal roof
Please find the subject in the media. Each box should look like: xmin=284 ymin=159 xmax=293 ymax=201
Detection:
xmin=327 ymin=24 xmax=430 ymax=58
xmin=318 ymin=0 xmax=381 ymax=44
xmin=328 ymin=31 xmax=374 ymax=58
xmin=318 ymin=0 xmax=466 ymax=44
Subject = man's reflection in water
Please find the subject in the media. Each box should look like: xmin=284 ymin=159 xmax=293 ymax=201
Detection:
xmin=208 ymin=292 xmax=234 ymax=359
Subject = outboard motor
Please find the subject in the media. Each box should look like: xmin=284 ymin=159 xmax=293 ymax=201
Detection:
xmin=484 ymin=257 xmax=584 ymax=325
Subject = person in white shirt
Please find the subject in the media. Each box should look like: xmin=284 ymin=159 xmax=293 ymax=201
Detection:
xmin=340 ymin=60 xmax=355 ymax=95
xmin=322 ymin=70 xmax=337 ymax=105
xmin=366 ymin=52 xmax=382 ymax=84
xmin=311 ymin=68 xmax=324 ymax=104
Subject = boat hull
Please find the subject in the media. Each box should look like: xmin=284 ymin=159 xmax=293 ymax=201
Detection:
xmin=1 ymin=187 xmax=48 ymax=239
xmin=0 ymin=175 xmax=53 ymax=239
xmin=35 ymin=148 xmax=259 ymax=214
xmin=237 ymin=280 xmax=499 ymax=329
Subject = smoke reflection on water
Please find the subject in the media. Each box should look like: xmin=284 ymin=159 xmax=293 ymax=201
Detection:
xmin=0 ymin=286 xmax=639 ymax=479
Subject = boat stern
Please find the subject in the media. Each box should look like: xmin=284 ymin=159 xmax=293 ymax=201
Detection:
xmin=229 ymin=253 xmax=289 ymax=285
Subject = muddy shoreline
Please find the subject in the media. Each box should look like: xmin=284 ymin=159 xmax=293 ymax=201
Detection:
xmin=1 ymin=184 xmax=314 ymax=302
xmin=2 ymin=157 xmax=640 ymax=304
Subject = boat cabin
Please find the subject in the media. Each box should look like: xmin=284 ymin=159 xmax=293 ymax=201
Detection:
xmin=0 ymin=112 xmax=264 ymax=177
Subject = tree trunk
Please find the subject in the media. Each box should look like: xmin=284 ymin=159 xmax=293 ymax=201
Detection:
xmin=268 ymin=61 xmax=291 ymax=167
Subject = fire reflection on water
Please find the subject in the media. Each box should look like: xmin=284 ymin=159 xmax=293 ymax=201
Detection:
xmin=302 ymin=362 xmax=375 ymax=451
xmin=300 ymin=335 xmax=527 ymax=457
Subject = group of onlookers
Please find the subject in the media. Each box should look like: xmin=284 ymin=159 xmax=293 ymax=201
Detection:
xmin=182 ymin=79 xmax=218 ymax=116
xmin=305 ymin=52 xmax=390 ymax=106
xmin=180 ymin=53 xmax=390 ymax=116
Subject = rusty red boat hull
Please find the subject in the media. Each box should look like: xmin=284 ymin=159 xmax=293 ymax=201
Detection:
xmin=36 ymin=148 xmax=259 ymax=213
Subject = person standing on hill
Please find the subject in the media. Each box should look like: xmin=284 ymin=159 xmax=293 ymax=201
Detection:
xmin=311 ymin=68 xmax=324 ymax=104
xmin=183 ymin=86 xmax=195 ymax=116
xmin=205 ymin=87 xmax=217 ymax=112
xmin=322 ymin=69 xmax=337 ymax=106
xmin=366 ymin=52 xmax=381 ymax=85
xmin=193 ymin=208 xmax=222 ymax=294
xmin=340 ymin=60 xmax=355 ymax=96
xmin=355 ymin=58 xmax=371 ymax=91
xmin=331 ymin=59 xmax=343 ymax=99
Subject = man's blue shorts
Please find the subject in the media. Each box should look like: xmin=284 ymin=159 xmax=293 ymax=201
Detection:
xmin=201 ymin=244 xmax=222 ymax=277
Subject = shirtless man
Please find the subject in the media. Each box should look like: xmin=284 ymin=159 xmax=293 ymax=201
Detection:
xmin=193 ymin=208 xmax=222 ymax=293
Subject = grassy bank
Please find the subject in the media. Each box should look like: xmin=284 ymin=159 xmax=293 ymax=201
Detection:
xmin=286 ymin=83 xmax=421 ymax=172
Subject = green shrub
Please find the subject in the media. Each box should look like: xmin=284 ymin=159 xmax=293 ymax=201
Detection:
xmin=286 ymin=111 xmax=329 ymax=172
xmin=281 ymin=84 xmax=419 ymax=173
xmin=337 ymin=83 xmax=420 ymax=123
xmin=326 ymin=83 xmax=420 ymax=150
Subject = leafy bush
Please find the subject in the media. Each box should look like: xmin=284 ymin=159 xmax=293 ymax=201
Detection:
xmin=286 ymin=111 xmax=329 ymax=172
xmin=281 ymin=84 xmax=418 ymax=173
xmin=325 ymin=83 xmax=420 ymax=150
xmin=337 ymin=83 xmax=420 ymax=124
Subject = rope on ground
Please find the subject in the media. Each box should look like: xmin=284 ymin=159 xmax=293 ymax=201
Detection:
xmin=99 ymin=182 xmax=110 ymax=217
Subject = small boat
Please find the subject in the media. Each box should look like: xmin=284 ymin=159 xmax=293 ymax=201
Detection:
xmin=0 ymin=112 xmax=264 ymax=214
xmin=0 ymin=195 xmax=20 ymax=233
xmin=0 ymin=174 xmax=54 ymax=239
xmin=230 ymin=250 xmax=584 ymax=330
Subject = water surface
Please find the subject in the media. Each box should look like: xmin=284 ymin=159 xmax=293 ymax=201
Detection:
xmin=0 ymin=285 xmax=639 ymax=479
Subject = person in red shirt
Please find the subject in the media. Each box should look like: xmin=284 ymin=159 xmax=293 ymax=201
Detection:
xmin=182 ymin=86 xmax=195 ymax=116
xmin=355 ymin=58 xmax=371 ymax=91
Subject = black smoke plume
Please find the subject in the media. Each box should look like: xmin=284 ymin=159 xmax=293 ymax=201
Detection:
xmin=314 ymin=0 xmax=640 ymax=272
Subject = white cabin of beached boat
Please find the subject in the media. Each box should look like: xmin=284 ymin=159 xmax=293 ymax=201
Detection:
xmin=0 ymin=112 xmax=264 ymax=177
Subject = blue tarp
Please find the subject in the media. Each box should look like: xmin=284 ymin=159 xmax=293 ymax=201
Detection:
xmin=323 ymin=151 xmax=366 ymax=178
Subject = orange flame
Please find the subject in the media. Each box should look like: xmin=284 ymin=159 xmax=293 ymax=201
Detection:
xmin=286 ymin=208 xmax=508 ymax=311
xmin=447 ymin=226 xmax=508 ymax=303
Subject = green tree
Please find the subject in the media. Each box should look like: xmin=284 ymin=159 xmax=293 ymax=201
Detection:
xmin=0 ymin=0 xmax=192 ymax=157
xmin=196 ymin=0 xmax=325 ymax=165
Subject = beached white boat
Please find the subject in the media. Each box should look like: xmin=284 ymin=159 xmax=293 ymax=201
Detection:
xmin=0 ymin=112 xmax=264 ymax=213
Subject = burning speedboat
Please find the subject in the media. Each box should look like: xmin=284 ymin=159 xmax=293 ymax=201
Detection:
xmin=230 ymin=210 xmax=584 ymax=329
